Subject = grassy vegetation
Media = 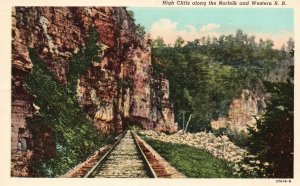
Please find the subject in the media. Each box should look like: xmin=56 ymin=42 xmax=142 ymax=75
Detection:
xmin=24 ymin=27 xmax=108 ymax=177
xmin=141 ymin=136 xmax=237 ymax=178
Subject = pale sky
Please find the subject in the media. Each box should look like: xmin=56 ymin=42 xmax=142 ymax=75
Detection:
xmin=128 ymin=8 xmax=294 ymax=49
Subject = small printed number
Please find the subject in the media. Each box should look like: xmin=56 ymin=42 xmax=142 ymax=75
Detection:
xmin=276 ymin=180 xmax=292 ymax=183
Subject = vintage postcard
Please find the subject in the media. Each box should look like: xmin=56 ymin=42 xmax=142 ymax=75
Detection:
xmin=1 ymin=0 xmax=299 ymax=186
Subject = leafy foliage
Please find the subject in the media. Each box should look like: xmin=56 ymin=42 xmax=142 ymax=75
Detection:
xmin=24 ymin=27 xmax=108 ymax=177
xmin=126 ymin=9 xmax=146 ymax=38
xmin=127 ymin=10 xmax=135 ymax=21
xmin=151 ymin=36 xmax=166 ymax=48
xmin=135 ymin=23 xmax=146 ymax=37
xmin=68 ymin=27 xmax=102 ymax=91
xmin=247 ymin=66 xmax=294 ymax=178
xmin=151 ymin=30 xmax=293 ymax=132
xmin=212 ymin=128 xmax=250 ymax=148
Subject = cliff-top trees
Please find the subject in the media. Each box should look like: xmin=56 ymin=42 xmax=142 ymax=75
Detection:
xmin=151 ymin=30 xmax=293 ymax=134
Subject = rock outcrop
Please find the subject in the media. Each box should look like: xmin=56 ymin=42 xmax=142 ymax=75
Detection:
xmin=12 ymin=7 xmax=177 ymax=177
xmin=211 ymin=89 xmax=266 ymax=132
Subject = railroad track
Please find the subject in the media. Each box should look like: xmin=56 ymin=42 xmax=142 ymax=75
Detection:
xmin=83 ymin=130 xmax=171 ymax=178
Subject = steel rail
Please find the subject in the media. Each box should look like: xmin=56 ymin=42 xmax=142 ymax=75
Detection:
xmin=83 ymin=131 xmax=126 ymax=178
xmin=131 ymin=131 xmax=157 ymax=178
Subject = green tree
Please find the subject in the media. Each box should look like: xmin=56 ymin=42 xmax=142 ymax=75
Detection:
xmin=151 ymin=30 xmax=293 ymax=134
xmin=248 ymin=66 xmax=294 ymax=178
xmin=151 ymin=37 xmax=166 ymax=48
xmin=174 ymin=36 xmax=185 ymax=48
xmin=136 ymin=23 xmax=146 ymax=37
xmin=286 ymin=37 xmax=294 ymax=53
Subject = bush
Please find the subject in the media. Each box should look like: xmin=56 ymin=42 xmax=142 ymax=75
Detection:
xmin=212 ymin=128 xmax=250 ymax=148
xmin=24 ymin=27 xmax=108 ymax=177
xmin=247 ymin=66 xmax=294 ymax=178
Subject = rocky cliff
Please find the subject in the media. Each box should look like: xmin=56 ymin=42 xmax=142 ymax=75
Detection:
xmin=211 ymin=89 xmax=266 ymax=132
xmin=11 ymin=7 xmax=177 ymax=177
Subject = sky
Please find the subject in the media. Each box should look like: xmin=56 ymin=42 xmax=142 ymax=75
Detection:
xmin=128 ymin=8 xmax=294 ymax=49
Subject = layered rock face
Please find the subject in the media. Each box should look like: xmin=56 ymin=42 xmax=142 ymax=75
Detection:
xmin=211 ymin=89 xmax=266 ymax=132
xmin=12 ymin=7 xmax=177 ymax=176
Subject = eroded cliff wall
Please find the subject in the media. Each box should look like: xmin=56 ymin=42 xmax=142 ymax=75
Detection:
xmin=211 ymin=89 xmax=266 ymax=132
xmin=12 ymin=7 xmax=177 ymax=176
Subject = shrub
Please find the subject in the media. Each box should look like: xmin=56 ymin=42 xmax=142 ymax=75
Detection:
xmin=24 ymin=27 xmax=107 ymax=177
